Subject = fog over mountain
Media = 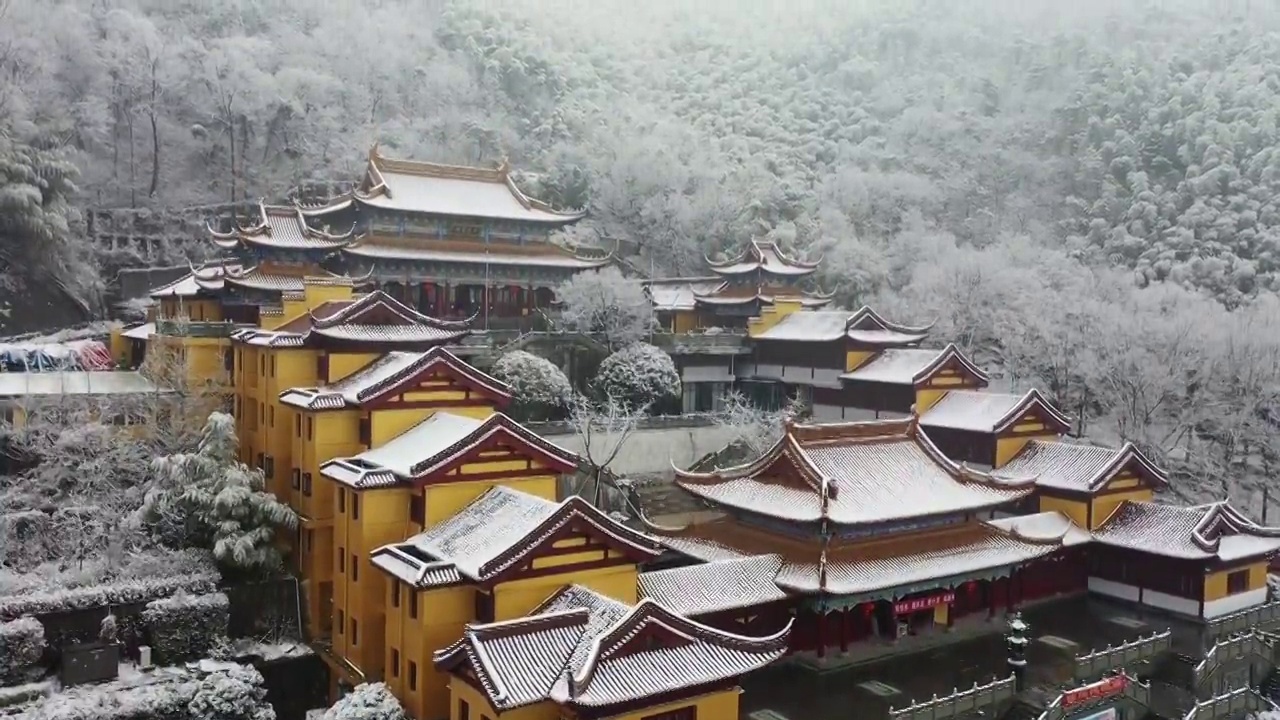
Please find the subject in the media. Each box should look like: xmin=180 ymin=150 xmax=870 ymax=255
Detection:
xmin=4 ymin=0 xmax=1280 ymax=512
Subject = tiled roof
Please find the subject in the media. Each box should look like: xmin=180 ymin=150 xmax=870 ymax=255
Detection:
xmin=921 ymin=389 xmax=1072 ymax=434
xmin=370 ymin=487 xmax=662 ymax=588
xmin=841 ymin=344 xmax=989 ymax=386
xmin=209 ymin=202 xmax=354 ymax=251
xmin=753 ymin=311 xmax=850 ymax=342
xmin=651 ymin=516 xmax=1060 ymax=595
xmin=986 ymin=511 xmax=1093 ymax=546
xmin=351 ymin=146 xmax=584 ymax=224
xmin=707 ymin=240 xmax=818 ymax=277
xmin=1001 ymin=440 xmax=1166 ymax=493
xmin=238 ymin=291 xmax=471 ymax=348
xmin=644 ymin=278 xmax=724 ymax=311
xmin=1093 ymin=500 xmax=1280 ymax=561
xmin=321 ymin=411 xmax=574 ymax=487
xmin=308 ymin=323 xmax=464 ymax=343
xmin=148 ymin=264 xmax=242 ymax=298
xmin=637 ymin=555 xmax=789 ymax=616
xmin=343 ymin=240 xmax=608 ymax=268
xmin=435 ymin=586 xmax=788 ymax=711
xmin=676 ymin=417 xmax=1035 ymax=526
xmin=278 ymin=347 xmax=511 ymax=411
xmin=692 ymin=286 xmax=833 ymax=308
xmin=844 ymin=305 xmax=933 ymax=345
xmin=222 ymin=268 xmax=306 ymax=293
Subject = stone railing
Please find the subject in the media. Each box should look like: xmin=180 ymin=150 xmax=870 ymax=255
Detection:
xmin=887 ymin=675 xmax=1016 ymax=720
xmin=155 ymin=319 xmax=251 ymax=338
xmin=1194 ymin=631 xmax=1275 ymax=684
xmin=1073 ymin=630 xmax=1172 ymax=681
xmin=525 ymin=413 xmax=720 ymax=437
xmin=1180 ymin=686 xmax=1270 ymax=720
xmin=1037 ymin=675 xmax=1151 ymax=720
xmin=1205 ymin=600 xmax=1280 ymax=644
xmin=650 ymin=332 xmax=750 ymax=355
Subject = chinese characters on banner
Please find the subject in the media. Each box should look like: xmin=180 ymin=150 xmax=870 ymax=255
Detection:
xmin=892 ymin=592 xmax=955 ymax=615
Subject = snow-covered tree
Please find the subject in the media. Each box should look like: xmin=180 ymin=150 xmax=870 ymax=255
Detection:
xmin=187 ymin=664 xmax=275 ymax=720
xmin=568 ymin=395 xmax=648 ymax=507
xmin=490 ymin=350 xmax=572 ymax=421
xmin=142 ymin=413 xmax=297 ymax=576
xmin=555 ymin=267 xmax=654 ymax=350
xmin=322 ymin=683 xmax=407 ymax=720
xmin=592 ymin=343 xmax=680 ymax=410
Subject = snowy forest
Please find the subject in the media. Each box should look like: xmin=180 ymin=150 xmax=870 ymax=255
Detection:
xmin=3 ymin=0 xmax=1280 ymax=512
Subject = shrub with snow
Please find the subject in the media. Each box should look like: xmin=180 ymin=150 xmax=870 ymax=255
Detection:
xmin=322 ymin=683 xmax=406 ymax=720
xmin=187 ymin=664 xmax=275 ymax=720
xmin=0 ymin=616 xmax=44 ymax=684
xmin=592 ymin=343 xmax=680 ymax=409
xmin=491 ymin=350 xmax=572 ymax=420
xmin=143 ymin=590 xmax=230 ymax=666
xmin=555 ymin=267 xmax=654 ymax=350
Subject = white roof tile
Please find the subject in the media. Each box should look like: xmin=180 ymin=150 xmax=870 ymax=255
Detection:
xmin=646 ymin=279 xmax=724 ymax=311
xmin=1001 ymin=440 xmax=1165 ymax=493
xmin=1093 ymin=501 xmax=1280 ymax=561
xmin=754 ymin=311 xmax=849 ymax=342
xmin=344 ymin=241 xmax=606 ymax=268
xmin=842 ymin=347 xmax=948 ymax=384
xmin=921 ymin=391 xmax=1026 ymax=432
xmin=637 ymin=555 xmax=788 ymax=616
xmin=987 ymin=511 xmax=1093 ymax=546
xmin=708 ymin=241 xmax=817 ymax=277
xmin=405 ymin=487 xmax=559 ymax=579
xmin=331 ymin=412 xmax=485 ymax=483
xmin=360 ymin=169 xmax=579 ymax=223
xmin=308 ymin=323 xmax=467 ymax=343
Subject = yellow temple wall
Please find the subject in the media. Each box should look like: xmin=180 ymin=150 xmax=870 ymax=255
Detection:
xmin=424 ymin=476 xmax=558 ymax=527
xmin=445 ymin=676 xmax=552 ymax=720
xmin=746 ymin=300 xmax=803 ymax=338
xmin=1089 ymin=488 xmax=1153 ymax=529
xmin=328 ymin=352 xmax=381 ymax=383
xmin=606 ymin=688 xmax=742 ymax=720
xmin=1204 ymin=562 xmax=1268 ymax=601
xmin=672 ymin=310 xmax=700 ymax=335
xmin=995 ymin=436 xmax=1035 ymax=468
xmin=845 ymin=350 xmax=874 ymax=372
xmin=401 ymin=585 xmax=473 ymax=720
xmin=1039 ymin=495 xmax=1088 ymax=529
xmin=493 ymin=562 xmax=637 ymax=621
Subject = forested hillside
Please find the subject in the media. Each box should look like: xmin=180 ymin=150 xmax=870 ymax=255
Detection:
xmin=3 ymin=0 xmax=1280 ymax=511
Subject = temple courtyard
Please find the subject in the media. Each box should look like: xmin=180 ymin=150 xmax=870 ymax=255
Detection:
xmin=740 ymin=594 xmax=1205 ymax=720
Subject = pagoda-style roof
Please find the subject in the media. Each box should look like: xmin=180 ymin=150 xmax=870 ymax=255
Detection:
xmin=673 ymin=416 xmax=1036 ymax=526
xmin=649 ymin=516 xmax=1061 ymax=596
xmin=840 ymin=344 xmax=988 ymax=387
xmin=637 ymin=555 xmax=789 ymax=616
xmin=348 ymin=144 xmax=585 ymax=224
xmin=342 ymin=236 xmax=610 ymax=269
xmin=149 ymin=263 xmax=241 ymax=299
xmin=278 ymin=346 xmax=512 ymax=412
xmin=692 ymin=282 xmax=833 ymax=309
xmin=370 ymin=487 xmax=662 ymax=589
xmin=753 ymin=305 xmax=931 ymax=345
xmin=921 ymin=389 xmax=1072 ymax=435
xmin=208 ymin=201 xmax=355 ymax=252
xmin=706 ymin=240 xmax=819 ymax=279
xmin=1093 ymin=501 xmax=1280 ymax=562
xmin=987 ymin=511 xmax=1094 ymax=547
xmin=644 ymin=277 xmax=725 ymax=312
xmin=231 ymin=290 xmax=470 ymax=348
xmin=1000 ymin=440 xmax=1167 ymax=494
xmin=433 ymin=586 xmax=789 ymax=712
xmin=320 ymin=412 xmax=571 ymax=488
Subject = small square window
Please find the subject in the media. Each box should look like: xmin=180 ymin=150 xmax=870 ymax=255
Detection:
xmin=391 ymin=648 xmax=400 ymax=677
xmin=302 ymin=473 xmax=312 ymax=496
xmin=338 ymin=489 xmax=346 ymax=513
xmin=338 ymin=549 xmax=345 ymax=573
xmin=392 ymin=583 xmax=401 ymax=608
xmin=350 ymin=618 xmax=358 ymax=646
xmin=409 ymin=593 xmax=418 ymax=620
xmin=337 ymin=610 xmax=344 ymax=633
xmin=408 ymin=661 xmax=417 ymax=691
xmin=352 ymin=494 xmax=360 ymax=520
xmin=351 ymin=555 xmax=358 ymax=581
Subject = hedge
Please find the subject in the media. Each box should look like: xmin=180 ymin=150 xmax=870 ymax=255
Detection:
xmin=0 ymin=573 xmax=218 ymax=621
xmin=143 ymin=591 xmax=230 ymax=666
xmin=0 ymin=616 xmax=45 ymax=684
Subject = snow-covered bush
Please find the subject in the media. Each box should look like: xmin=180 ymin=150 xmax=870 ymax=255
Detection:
xmin=0 ymin=616 xmax=45 ymax=684
xmin=37 ymin=675 xmax=198 ymax=720
xmin=187 ymin=664 xmax=275 ymax=720
xmin=322 ymin=683 xmax=406 ymax=720
xmin=143 ymin=591 xmax=230 ymax=665
xmin=0 ymin=547 xmax=218 ymax=620
xmin=142 ymin=413 xmax=297 ymax=576
xmin=491 ymin=350 xmax=572 ymax=420
xmin=100 ymin=613 xmax=119 ymax=644
xmin=592 ymin=343 xmax=680 ymax=409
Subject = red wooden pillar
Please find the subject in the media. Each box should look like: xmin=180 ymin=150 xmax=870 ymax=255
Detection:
xmin=816 ymin=610 xmax=827 ymax=658
xmin=988 ymin=578 xmax=998 ymax=620
xmin=1006 ymin=572 xmax=1017 ymax=613
xmin=838 ymin=608 xmax=849 ymax=653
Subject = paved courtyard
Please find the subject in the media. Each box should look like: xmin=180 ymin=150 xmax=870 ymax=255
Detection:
xmin=740 ymin=594 xmax=1205 ymax=720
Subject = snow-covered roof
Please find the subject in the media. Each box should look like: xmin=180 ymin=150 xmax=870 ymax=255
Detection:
xmin=921 ymin=389 xmax=1072 ymax=434
xmin=320 ymin=411 xmax=574 ymax=487
xmin=433 ymin=586 xmax=788 ymax=711
xmin=370 ymin=487 xmax=662 ymax=589
xmin=221 ymin=268 xmax=306 ymax=294
xmin=279 ymin=347 xmax=511 ymax=411
xmin=1001 ymin=440 xmax=1167 ymax=493
xmin=675 ymin=417 xmax=1035 ymax=526
xmin=652 ymin=517 xmax=1060 ymax=596
xmin=753 ymin=310 xmax=849 ymax=342
xmin=121 ymin=323 xmax=155 ymax=341
xmin=706 ymin=240 xmax=819 ymax=278
xmin=342 ymin=239 xmax=608 ymax=268
xmin=351 ymin=146 xmax=585 ymax=224
xmin=644 ymin=278 xmax=724 ymax=311
xmin=209 ymin=201 xmax=354 ymax=251
xmin=235 ymin=291 xmax=471 ymax=349
xmin=148 ymin=264 xmax=242 ymax=298
xmin=843 ymin=305 xmax=933 ymax=345
xmin=637 ymin=555 xmax=789 ymax=616
xmin=1093 ymin=501 xmax=1280 ymax=561
xmin=0 ymin=371 xmax=168 ymax=398
xmin=841 ymin=344 xmax=989 ymax=386
xmin=987 ymin=511 xmax=1093 ymax=547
